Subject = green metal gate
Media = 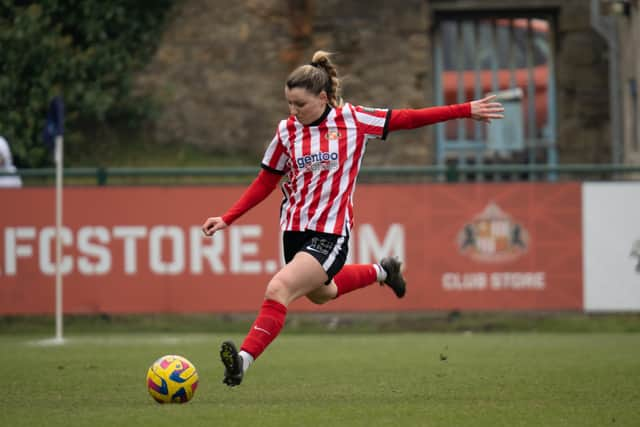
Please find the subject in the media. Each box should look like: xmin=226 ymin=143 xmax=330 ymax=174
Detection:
xmin=433 ymin=12 xmax=557 ymax=181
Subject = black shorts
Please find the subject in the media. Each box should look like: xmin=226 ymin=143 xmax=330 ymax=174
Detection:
xmin=282 ymin=230 xmax=349 ymax=284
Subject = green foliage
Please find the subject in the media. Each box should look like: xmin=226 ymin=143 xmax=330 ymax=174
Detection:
xmin=0 ymin=0 xmax=174 ymax=167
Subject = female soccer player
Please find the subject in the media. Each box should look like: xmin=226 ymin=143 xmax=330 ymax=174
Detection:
xmin=202 ymin=50 xmax=504 ymax=387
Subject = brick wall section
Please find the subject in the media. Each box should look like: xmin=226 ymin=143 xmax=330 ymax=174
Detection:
xmin=135 ymin=0 xmax=624 ymax=165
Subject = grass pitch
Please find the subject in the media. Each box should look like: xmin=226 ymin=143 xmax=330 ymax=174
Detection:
xmin=1 ymin=332 xmax=639 ymax=427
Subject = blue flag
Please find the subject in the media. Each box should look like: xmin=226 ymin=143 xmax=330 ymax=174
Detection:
xmin=42 ymin=96 xmax=65 ymax=150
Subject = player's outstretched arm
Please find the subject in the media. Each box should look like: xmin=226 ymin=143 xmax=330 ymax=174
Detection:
xmin=387 ymin=95 xmax=504 ymax=131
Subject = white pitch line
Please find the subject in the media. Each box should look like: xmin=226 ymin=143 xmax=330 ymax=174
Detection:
xmin=26 ymin=333 xmax=216 ymax=347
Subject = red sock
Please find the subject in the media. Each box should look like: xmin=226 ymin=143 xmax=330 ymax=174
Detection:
xmin=240 ymin=299 xmax=287 ymax=359
xmin=333 ymin=264 xmax=378 ymax=298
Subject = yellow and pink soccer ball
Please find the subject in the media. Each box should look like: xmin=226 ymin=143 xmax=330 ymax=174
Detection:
xmin=146 ymin=355 xmax=199 ymax=404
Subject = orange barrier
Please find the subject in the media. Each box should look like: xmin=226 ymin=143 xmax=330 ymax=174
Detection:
xmin=0 ymin=183 xmax=582 ymax=314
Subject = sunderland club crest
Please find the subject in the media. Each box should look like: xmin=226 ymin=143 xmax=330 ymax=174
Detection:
xmin=457 ymin=202 xmax=529 ymax=263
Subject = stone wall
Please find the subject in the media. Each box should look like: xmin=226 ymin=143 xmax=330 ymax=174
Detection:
xmin=136 ymin=0 xmax=431 ymax=166
xmin=620 ymin=0 xmax=640 ymax=165
xmin=136 ymin=0 xmax=619 ymax=165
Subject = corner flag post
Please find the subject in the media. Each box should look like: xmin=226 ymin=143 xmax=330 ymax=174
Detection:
xmin=55 ymin=133 xmax=63 ymax=342
xmin=44 ymin=97 xmax=65 ymax=343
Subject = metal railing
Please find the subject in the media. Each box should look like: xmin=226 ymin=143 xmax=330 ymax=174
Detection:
xmin=1 ymin=164 xmax=640 ymax=186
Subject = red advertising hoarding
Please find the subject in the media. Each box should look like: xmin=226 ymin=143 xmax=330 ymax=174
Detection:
xmin=0 ymin=183 xmax=582 ymax=314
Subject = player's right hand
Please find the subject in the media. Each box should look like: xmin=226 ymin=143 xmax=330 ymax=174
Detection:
xmin=202 ymin=216 xmax=228 ymax=236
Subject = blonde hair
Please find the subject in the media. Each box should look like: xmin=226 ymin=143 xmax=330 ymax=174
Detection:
xmin=285 ymin=50 xmax=343 ymax=107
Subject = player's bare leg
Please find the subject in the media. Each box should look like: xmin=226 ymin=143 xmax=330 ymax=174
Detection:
xmin=220 ymin=252 xmax=328 ymax=386
xmin=264 ymin=252 xmax=330 ymax=305
xmin=306 ymin=281 xmax=338 ymax=304
xmin=305 ymin=259 xmax=407 ymax=305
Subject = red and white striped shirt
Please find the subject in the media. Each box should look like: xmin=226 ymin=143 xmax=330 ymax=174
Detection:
xmin=261 ymin=103 xmax=390 ymax=236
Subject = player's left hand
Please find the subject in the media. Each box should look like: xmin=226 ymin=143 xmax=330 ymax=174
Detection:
xmin=202 ymin=216 xmax=228 ymax=236
xmin=470 ymin=94 xmax=505 ymax=123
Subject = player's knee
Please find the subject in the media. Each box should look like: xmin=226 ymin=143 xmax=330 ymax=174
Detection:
xmin=264 ymin=278 xmax=289 ymax=303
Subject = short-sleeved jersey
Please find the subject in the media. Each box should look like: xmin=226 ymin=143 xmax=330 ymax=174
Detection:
xmin=261 ymin=103 xmax=390 ymax=236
